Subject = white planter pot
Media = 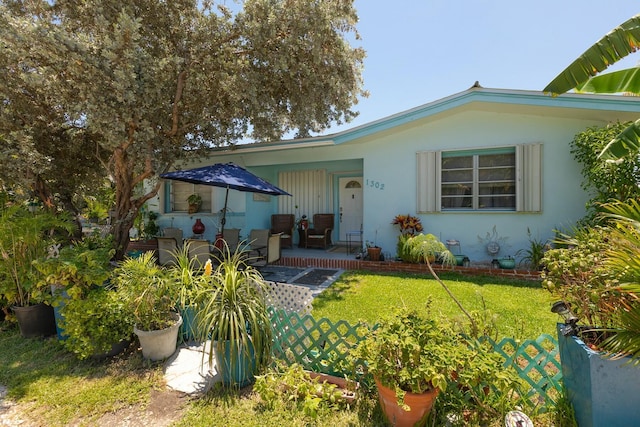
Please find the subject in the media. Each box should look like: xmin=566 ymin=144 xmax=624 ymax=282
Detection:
xmin=134 ymin=313 xmax=183 ymax=361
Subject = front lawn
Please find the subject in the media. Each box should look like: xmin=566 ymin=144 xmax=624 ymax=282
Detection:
xmin=312 ymin=270 xmax=557 ymax=339
xmin=0 ymin=270 xmax=565 ymax=426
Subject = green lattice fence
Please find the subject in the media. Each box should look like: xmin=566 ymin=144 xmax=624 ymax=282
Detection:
xmin=269 ymin=308 xmax=369 ymax=375
xmin=269 ymin=308 xmax=563 ymax=410
xmin=482 ymin=334 xmax=563 ymax=407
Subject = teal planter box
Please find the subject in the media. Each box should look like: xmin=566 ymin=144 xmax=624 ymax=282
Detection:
xmin=215 ymin=340 xmax=256 ymax=387
xmin=179 ymin=305 xmax=197 ymax=343
xmin=557 ymin=324 xmax=640 ymax=427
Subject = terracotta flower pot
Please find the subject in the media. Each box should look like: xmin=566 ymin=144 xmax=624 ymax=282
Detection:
xmin=375 ymin=377 xmax=439 ymax=427
xmin=367 ymin=246 xmax=382 ymax=261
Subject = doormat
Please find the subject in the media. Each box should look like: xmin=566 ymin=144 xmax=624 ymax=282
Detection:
xmin=291 ymin=269 xmax=340 ymax=287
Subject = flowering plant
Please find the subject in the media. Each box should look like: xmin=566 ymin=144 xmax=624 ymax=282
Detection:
xmin=392 ymin=214 xmax=423 ymax=236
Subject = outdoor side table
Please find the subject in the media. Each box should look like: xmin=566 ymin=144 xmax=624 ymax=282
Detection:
xmin=298 ymin=228 xmax=307 ymax=248
xmin=346 ymin=230 xmax=363 ymax=254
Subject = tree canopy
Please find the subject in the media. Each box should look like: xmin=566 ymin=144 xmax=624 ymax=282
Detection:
xmin=0 ymin=0 xmax=366 ymax=258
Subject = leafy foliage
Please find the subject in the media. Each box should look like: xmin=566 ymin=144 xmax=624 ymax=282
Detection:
xmin=59 ymin=286 xmax=134 ymax=360
xmin=570 ymin=122 xmax=640 ymax=225
xmin=254 ymin=363 xmax=354 ymax=418
xmin=596 ymin=200 xmax=640 ymax=361
xmin=33 ymin=242 xmax=114 ymax=301
xmin=391 ymin=214 xmax=424 ymax=236
xmin=0 ymin=205 xmax=75 ymax=307
xmin=541 ymin=227 xmax=629 ymax=328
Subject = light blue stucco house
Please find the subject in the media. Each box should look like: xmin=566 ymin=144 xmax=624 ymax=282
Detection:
xmin=151 ymin=87 xmax=640 ymax=264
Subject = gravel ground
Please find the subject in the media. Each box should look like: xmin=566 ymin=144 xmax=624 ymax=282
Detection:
xmin=0 ymin=385 xmax=25 ymax=427
xmin=0 ymin=384 xmax=187 ymax=427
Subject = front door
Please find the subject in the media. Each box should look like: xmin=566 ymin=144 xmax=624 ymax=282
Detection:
xmin=338 ymin=177 xmax=363 ymax=241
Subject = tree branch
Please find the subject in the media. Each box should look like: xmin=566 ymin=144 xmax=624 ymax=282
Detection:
xmin=167 ymin=70 xmax=188 ymax=137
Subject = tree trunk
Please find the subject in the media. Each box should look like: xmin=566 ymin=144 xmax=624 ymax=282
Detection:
xmin=112 ymin=146 xmax=137 ymax=260
xmin=111 ymin=143 xmax=161 ymax=260
xmin=112 ymin=201 xmax=136 ymax=261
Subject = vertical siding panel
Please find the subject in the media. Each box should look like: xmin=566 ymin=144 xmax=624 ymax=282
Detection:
xmin=278 ymin=170 xmax=328 ymax=216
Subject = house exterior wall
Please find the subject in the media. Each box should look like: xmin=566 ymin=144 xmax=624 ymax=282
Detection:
xmin=164 ymin=108 xmax=593 ymax=263
xmin=151 ymin=90 xmax=640 ymax=265
xmin=356 ymin=109 xmax=593 ymax=263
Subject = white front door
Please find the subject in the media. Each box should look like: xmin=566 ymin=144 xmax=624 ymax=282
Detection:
xmin=338 ymin=177 xmax=363 ymax=241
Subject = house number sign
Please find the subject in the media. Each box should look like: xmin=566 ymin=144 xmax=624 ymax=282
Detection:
xmin=366 ymin=179 xmax=385 ymax=190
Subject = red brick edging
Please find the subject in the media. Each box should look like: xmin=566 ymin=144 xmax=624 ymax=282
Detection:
xmin=275 ymin=256 xmax=541 ymax=281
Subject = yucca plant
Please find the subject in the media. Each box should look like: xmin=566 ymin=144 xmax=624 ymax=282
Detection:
xmin=194 ymin=242 xmax=273 ymax=387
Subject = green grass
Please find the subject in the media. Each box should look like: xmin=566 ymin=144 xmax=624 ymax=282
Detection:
xmin=175 ymin=386 xmax=383 ymax=427
xmin=312 ymin=270 xmax=558 ymax=339
xmin=0 ymin=323 xmax=164 ymax=426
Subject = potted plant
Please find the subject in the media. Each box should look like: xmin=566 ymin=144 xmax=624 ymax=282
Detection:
xmin=187 ymin=193 xmax=202 ymax=214
xmin=515 ymin=227 xmax=548 ymax=271
xmin=350 ymin=306 xmax=463 ymax=427
xmin=165 ymin=243 xmax=206 ymax=342
xmin=0 ymin=205 xmax=75 ymax=337
xmin=33 ymin=240 xmax=114 ymax=339
xmin=113 ymin=251 xmax=182 ymax=360
xmin=57 ymin=286 xmax=134 ymax=359
xmin=194 ymin=244 xmax=273 ymax=387
xmin=496 ymin=255 xmax=516 ymax=269
xmin=366 ymin=241 xmax=382 ymax=261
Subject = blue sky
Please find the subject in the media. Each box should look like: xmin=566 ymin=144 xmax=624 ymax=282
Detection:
xmin=325 ymin=1 xmax=640 ymax=134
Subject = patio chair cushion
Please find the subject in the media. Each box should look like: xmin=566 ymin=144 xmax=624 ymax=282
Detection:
xmin=305 ymin=214 xmax=334 ymax=249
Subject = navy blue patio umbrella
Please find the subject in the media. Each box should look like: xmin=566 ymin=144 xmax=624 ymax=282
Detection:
xmin=160 ymin=163 xmax=291 ymax=234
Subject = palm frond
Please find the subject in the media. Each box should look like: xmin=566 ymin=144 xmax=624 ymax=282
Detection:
xmin=600 ymin=305 xmax=640 ymax=364
xmin=576 ymin=67 xmax=640 ymax=94
xmin=544 ymin=14 xmax=640 ymax=94
xmin=599 ymin=118 xmax=640 ymax=161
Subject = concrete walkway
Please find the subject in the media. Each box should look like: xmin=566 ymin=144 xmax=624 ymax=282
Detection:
xmin=164 ymin=341 xmax=219 ymax=395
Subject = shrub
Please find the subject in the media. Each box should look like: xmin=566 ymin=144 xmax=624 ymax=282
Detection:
xmin=60 ymin=286 xmax=134 ymax=359
xmin=540 ymin=227 xmax=626 ymax=327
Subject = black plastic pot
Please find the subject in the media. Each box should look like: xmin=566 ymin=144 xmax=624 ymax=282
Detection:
xmin=12 ymin=303 xmax=57 ymax=338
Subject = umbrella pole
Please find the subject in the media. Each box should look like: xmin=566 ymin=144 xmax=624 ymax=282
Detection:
xmin=214 ymin=187 xmax=229 ymax=252
xmin=220 ymin=186 xmax=230 ymax=235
